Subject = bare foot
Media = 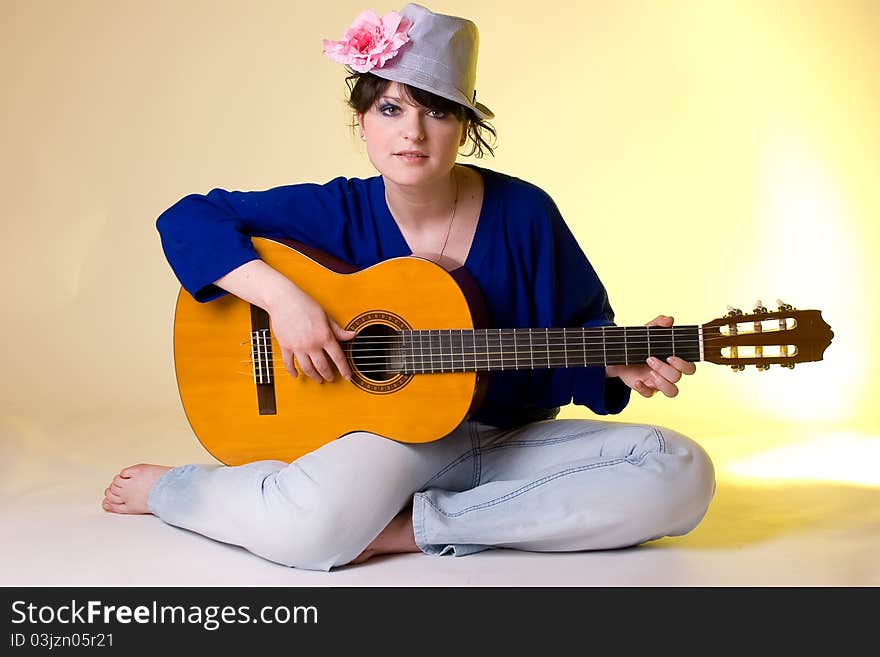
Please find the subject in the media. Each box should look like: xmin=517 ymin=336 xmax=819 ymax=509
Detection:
xmin=102 ymin=464 xmax=172 ymax=515
xmin=350 ymin=506 xmax=421 ymax=565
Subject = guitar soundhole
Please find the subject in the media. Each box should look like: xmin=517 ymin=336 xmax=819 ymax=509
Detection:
xmin=351 ymin=324 xmax=403 ymax=382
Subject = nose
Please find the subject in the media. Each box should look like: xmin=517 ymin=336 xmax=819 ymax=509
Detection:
xmin=401 ymin=113 xmax=426 ymax=142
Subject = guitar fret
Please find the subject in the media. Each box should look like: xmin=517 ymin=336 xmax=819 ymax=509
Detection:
xmin=411 ymin=330 xmax=416 ymax=373
xmin=448 ymin=329 xmax=453 ymax=373
xmin=602 ymin=326 xmax=607 ymax=365
xmin=460 ymin=329 xmax=466 ymax=373
xmin=529 ymin=328 xmax=534 ymax=370
xmin=564 ymin=328 xmax=568 ymax=368
xmin=404 ymin=330 xmax=410 ymax=374
xmin=485 ymin=329 xmax=492 ymax=371
xmin=581 ymin=328 xmax=587 ymax=367
xmin=629 ymin=327 xmax=649 ymax=363
xmin=424 ymin=330 xmax=429 ymax=374
xmin=545 ymin=328 xmax=550 ymax=368
xmin=497 ymin=328 xmax=502 ymax=370
xmin=514 ymin=330 xmax=518 ymax=370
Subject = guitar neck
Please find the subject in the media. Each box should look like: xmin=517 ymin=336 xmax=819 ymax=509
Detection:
xmin=396 ymin=325 xmax=702 ymax=374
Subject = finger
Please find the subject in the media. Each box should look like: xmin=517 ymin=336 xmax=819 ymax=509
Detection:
xmin=309 ymin=352 xmax=336 ymax=383
xmin=649 ymin=370 xmax=679 ymax=398
xmin=295 ymin=352 xmax=321 ymax=383
xmin=325 ymin=341 xmax=353 ymax=381
xmin=331 ymin=320 xmax=357 ymax=342
xmin=666 ymin=356 xmax=697 ymax=376
xmin=283 ymin=350 xmax=299 ymax=378
xmin=647 ymin=356 xmax=681 ymax=384
xmin=646 ymin=314 xmax=674 ymax=327
xmin=632 ymin=380 xmax=655 ymax=398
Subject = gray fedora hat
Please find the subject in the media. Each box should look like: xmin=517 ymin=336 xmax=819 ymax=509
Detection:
xmin=325 ymin=3 xmax=494 ymax=120
xmin=373 ymin=4 xmax=494 ymax=120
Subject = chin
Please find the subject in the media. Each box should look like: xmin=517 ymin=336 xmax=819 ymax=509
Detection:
xmin=378 ymin=160 xmax=451 ymax=187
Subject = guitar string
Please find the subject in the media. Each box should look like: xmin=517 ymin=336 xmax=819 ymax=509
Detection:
xmin=247 ymin=326 xmax=784 ymax=341
xmin=247 ymin=326 xmax=788 ymax=338
xmin=240 ymin=334 xmax=786 ymax=362
xmin=241 ymin=341 xmax=784 ymax=368
xmin=242 ymin=329 xmax=791 ymax=370
xmin=243 ymin=330 xmax=781 ymax=348
xmin=240 ymin=335 xmax=784 ymax=361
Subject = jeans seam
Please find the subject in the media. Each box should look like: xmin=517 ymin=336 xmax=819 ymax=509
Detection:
xmin=481 ymin=427 xmax=605 ymax=454
xmin=469 ymin=421 xmax=482 ymax=488
xmin=420 ymin=457 xmax=630 ymax=518
xmin=652 ymin=426 xmax=667 ymax=453
xmin=421 ymin=450 xmax=474 ymax=489
xmin=626 ymin=426 xmax=667 ymax=463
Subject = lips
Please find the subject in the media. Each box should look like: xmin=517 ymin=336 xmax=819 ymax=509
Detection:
xmin=394 ymin=151 xmax=427 ymax=157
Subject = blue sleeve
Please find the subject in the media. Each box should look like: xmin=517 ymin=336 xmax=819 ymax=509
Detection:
xmin=530 ymin=192 xmax=631 ymax=415
xmin=156 ymin=177 xmax=356 ymax=302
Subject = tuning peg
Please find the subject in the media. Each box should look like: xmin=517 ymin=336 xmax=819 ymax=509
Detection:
xmin=726 ymin=305 xmax=743 ymax=317
xmin=781 ymin=363 xmax=795 ymax=369
xmin=753 ymin=300 xmax=768 ymax=314
xmin=776 ymin=298 xmax=794 ymax=311
xmin=730 ymin=364 xmax=745 ymax=371
xmin=756 ymin=363 xmax=770 ymax=371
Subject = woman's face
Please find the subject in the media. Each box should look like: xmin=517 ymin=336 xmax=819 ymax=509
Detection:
xmin=358 ymin=82 xmax=466 ymax=188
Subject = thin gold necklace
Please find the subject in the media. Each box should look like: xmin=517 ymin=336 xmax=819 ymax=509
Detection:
xmin=387 ymin=168 xmax=459 ymax=263
xmin=437 ymin=168 xmax=459 ymax=261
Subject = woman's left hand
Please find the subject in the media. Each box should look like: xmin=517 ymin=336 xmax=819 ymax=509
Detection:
xmin=605 ymin=315 xmax=697 ymax=398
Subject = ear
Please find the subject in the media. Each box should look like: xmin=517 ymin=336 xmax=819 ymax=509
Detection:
xmin=357 ymin=113 xmax=366 ymax=139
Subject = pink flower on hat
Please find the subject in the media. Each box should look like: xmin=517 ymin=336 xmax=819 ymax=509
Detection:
xmin=322 ymin=9 xmax=412 ymax=73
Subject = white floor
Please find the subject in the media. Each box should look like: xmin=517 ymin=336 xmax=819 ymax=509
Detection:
xmin=2 ymin=408 xmax=877 ymax=587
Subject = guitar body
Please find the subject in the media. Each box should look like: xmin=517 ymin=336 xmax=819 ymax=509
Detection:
xmin=173 ymin=237 xmax=487 ymax=466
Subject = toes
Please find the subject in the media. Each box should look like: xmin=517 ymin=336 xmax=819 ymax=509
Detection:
xmin=120 ymin=463 xmax=153 ymax=478
xmin=104 ymin=488 xmax=125 ymax=504
xmin=102 ymin=498 xmax=127 ymax=514
xmin=119 ymin=464 xmax=143 ymax=478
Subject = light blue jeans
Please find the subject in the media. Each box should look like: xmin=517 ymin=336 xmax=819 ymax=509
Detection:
xmin=147 ymin=418 xmax=715 ymax=571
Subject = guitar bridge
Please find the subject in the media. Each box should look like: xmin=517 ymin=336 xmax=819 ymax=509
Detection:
xmin=250 ymin=306 xmax=277 ymax=415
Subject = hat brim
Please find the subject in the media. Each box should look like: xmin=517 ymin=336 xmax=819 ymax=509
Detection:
xmin=370 ymin=68 xmax=494 ymax=121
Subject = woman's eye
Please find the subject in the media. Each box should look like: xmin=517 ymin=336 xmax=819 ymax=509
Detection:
xmin=427 ymin=109 xmax=446 ymax=119
xmin=379 ymin=104 xmax=399 ymax=115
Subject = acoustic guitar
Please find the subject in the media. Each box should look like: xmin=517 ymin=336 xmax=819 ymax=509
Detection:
xmin=172 ymin=237 xmax=834 ymax=465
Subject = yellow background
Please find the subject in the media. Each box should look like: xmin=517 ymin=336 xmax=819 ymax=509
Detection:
xmin=3 ymin=1 xmax=877 ymax=483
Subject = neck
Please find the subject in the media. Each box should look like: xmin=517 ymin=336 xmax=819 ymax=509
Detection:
xmin=389 ymin=325 xmax=704 ymax=374
xmin=384 ymin=167 xmax=458 ymax=231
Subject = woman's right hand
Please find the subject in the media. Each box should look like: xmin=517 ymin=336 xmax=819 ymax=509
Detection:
xmin=267 ymin=288 xmax=356 ymax=384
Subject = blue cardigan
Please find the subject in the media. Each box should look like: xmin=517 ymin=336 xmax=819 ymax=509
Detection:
xmin=157 ymin=165 xmax=631 ymax=427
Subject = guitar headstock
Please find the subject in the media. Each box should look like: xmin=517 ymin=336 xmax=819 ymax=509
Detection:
xmin=701 ymin=300 xmax=833 ymax=371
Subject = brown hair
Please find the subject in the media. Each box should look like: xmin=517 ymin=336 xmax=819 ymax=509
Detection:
xmin=344 ymin=71 xmax=496 ymax=158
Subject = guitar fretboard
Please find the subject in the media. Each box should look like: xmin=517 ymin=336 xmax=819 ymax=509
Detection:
xmin=390 ymin=326 xmax=702 ymax=374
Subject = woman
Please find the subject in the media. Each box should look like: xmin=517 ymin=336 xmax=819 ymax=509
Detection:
xmin=102 ymin=3 xmax=715 ymax=571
